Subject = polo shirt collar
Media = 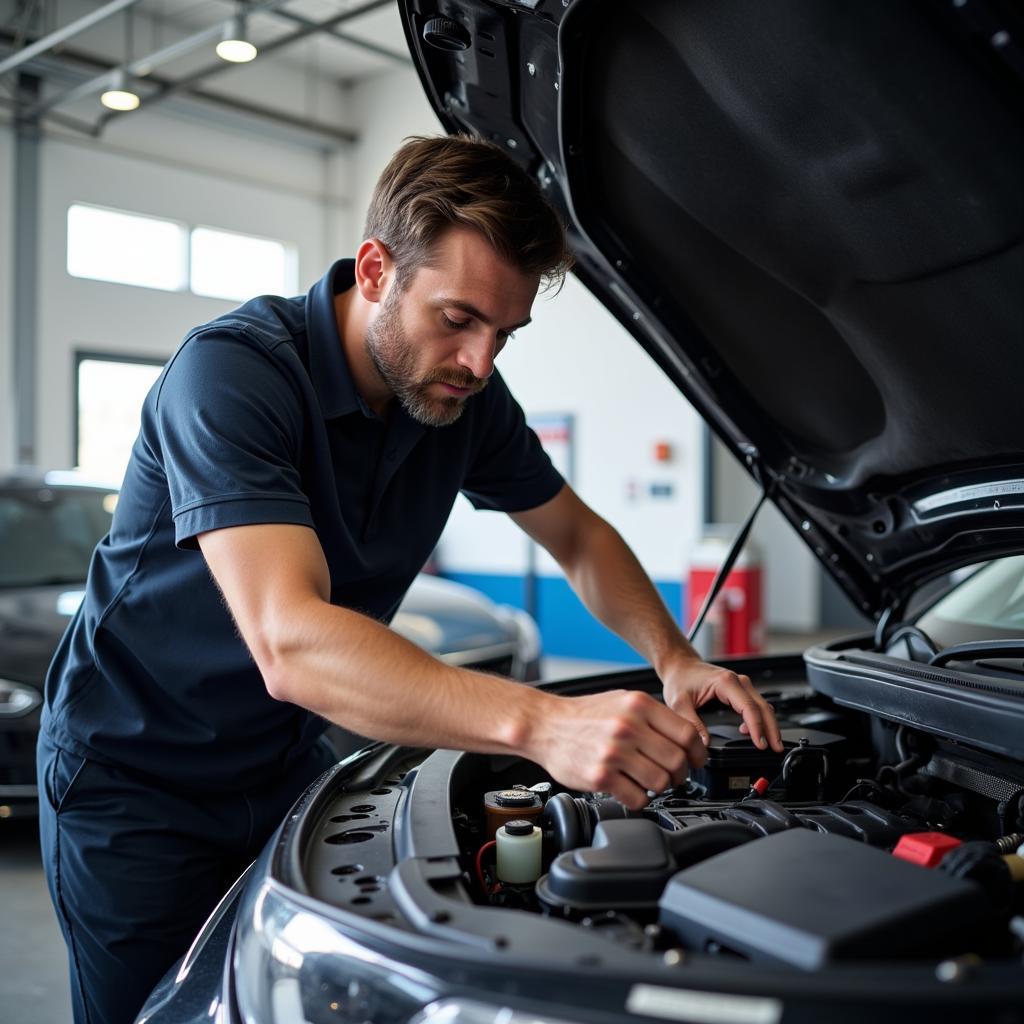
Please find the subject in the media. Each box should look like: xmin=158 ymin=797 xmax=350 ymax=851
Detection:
xmin=305 ymin=259 xmax=365 ymax=420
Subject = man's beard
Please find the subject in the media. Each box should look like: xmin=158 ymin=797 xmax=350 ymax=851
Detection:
xmin=365 ymin=288 xmax=486 ymax=427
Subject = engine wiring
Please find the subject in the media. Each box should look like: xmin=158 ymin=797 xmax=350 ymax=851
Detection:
xmin=475 ymin=839 xmax=501 ymax=896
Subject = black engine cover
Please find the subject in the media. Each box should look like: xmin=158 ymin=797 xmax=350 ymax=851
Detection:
xmin=659 ymin=829 xmax=985 ymax=969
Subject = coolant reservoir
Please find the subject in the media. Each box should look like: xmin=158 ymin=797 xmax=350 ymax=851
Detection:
xmin=495 ymin=819 xmax=542 ymax=884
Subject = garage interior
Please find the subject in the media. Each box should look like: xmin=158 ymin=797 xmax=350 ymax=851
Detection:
xmin=0 ymin=2 xmax=869 ymax=1020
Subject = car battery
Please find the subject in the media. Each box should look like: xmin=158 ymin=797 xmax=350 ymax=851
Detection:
xmin=689 ymin=725 xmax=846 ymax=800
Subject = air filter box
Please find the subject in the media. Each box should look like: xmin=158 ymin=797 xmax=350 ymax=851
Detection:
xmin=659 ymin=829 xmax=984 ymax=969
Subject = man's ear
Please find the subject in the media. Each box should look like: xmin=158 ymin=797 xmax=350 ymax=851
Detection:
xmin=354 ymin=238 xmax=394 ymax=303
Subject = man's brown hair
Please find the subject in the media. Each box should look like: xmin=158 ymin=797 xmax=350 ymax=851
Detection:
xmin=364 ymin=134 xmax=573 ymax=291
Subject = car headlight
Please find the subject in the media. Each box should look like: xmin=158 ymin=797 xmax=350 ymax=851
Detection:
xmin=0 ymin=679 xmax=42 ymax=717
xmin=236 ymin=884 xmax=592 ymax=1024
xmin=236 ymin=884 xmax=441 ymax=1024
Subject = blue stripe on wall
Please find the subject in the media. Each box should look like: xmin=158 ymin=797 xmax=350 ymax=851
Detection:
xmin=444 ymin=571 xmax=684 ymax=664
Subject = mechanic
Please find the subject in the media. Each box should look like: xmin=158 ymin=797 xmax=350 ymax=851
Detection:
xmin=38 ymin=134 xmax=783 ymax=1024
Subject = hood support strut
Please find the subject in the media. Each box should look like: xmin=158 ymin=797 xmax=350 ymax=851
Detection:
xmin=687 ymin=488 xmax=771 ymax=648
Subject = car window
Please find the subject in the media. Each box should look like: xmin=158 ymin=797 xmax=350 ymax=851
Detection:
xmin=917 ymin=555 xmax=1024 ymax=644
xmin=0 ymin=488 xmax=114 ymax=587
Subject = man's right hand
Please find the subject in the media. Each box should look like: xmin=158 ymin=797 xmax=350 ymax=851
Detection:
xmin=523 ymin=688 xmax=707 ymax=810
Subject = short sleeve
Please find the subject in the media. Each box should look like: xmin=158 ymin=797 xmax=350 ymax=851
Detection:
xmin=154 ymin=330 xmax=315 ymax=549
xmin=460 ymin=370 xmax=565 ymax=513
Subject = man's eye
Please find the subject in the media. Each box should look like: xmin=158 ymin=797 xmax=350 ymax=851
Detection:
xmin=442 ymin=313 xmax=470 ymax=330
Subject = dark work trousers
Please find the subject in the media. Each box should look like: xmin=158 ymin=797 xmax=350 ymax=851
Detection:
xmin=37 ymin=728 xmax=337 ymax=1024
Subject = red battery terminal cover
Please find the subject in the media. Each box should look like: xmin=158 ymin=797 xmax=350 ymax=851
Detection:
xmin=892 ymin=832 xmax=963 ymax=868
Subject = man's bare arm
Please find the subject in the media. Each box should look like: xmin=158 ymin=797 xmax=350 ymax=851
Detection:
xmin=198 ymin=522 xmax=707 ymax=808
xmin=511 ymin=484 xmax=782 ymax=751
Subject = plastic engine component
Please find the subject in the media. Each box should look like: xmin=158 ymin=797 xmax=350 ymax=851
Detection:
xmin=659 ymin=829 xmax=985 ymax=969
xmin=892 ymin=832 xmax=963 ymax=868
xmin=537 ymin=819 xmax=673 ymax=912
xmin=537 ymin=820 xmax=755 ymax=914
xmin=718 ymin=799 xmax=919 ymax=847
xmin=938 ymin=841 xmax=1013 ymax=911
xmin=689 ymin=725 xmax=846 ymax=799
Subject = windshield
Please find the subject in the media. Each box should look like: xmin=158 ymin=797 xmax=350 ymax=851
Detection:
xmin=0 ymin=487 xmax=115 ymax=588
xmin=917 ymin=556 xmax=1024 ymax=646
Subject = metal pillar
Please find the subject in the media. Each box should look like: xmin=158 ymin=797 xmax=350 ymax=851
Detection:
xmin=13 ymin=73 xmax=40 ymax=466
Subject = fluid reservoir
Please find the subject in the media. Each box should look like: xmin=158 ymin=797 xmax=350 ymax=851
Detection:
xmin=496 ymin=819 xmax=542 ymax=884
xmin=484 ymin=788 xmax=543 ymax=840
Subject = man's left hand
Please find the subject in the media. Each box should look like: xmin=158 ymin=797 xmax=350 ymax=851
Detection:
xmin=659 ymin=654 xmax=784 ymax=753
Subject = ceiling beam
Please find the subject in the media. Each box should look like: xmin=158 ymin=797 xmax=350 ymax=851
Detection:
xmin=18 ymin=0 xmax=296 ymax=122
xmin=269 ymin=8 xmax=412 ymax=66
xmin=0 ymin=28 xmax=357 ymax=147
xmin=93 ymin=0 xmax=396 ymax=134
xmin=0 ymin=0 xmax=143 ymax=79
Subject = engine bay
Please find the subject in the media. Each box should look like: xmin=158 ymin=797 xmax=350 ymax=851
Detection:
xmin=304 ymin=664 xmax=1024 ymax=983
xmin=444 ymin=681 xmax=1024 ymax=969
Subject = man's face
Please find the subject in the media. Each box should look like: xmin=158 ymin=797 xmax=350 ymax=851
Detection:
xmin=365 ymin=227 xmax=539 ymax=426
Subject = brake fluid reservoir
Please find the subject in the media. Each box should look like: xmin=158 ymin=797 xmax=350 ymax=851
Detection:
xmin=495 ymin=820 xmax=542 ymax=884
xmin=484 ymin=788 xmax=543 ymax=840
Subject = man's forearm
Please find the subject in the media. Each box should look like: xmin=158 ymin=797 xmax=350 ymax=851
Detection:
xmin=559 ymin=513 xmax=698 ymax=673
xmin=258 ymin=596 xmax=552 ymax=754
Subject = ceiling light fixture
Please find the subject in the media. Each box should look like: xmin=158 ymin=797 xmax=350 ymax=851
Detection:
xmin=100 ymin=68 xmax=140 ymax=111
xmin=216 ymin=15 xmax=258 ymax=63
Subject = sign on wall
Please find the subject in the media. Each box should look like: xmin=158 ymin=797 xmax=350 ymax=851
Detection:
xmin=529 ymin=412 xmax=574 ymax=486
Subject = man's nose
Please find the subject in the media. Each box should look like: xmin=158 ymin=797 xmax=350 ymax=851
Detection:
xmin=455 ymin=331 xmax=498 ymax=380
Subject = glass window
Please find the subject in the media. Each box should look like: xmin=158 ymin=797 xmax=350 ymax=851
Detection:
xmin=0 ymin=486 xmax=115 ymax=588
xmin=76 ymin=355 xmax=164 ymax=486
xmin=67 ymin=203 xmax=188 ymax=291
xmin=917 ymin=556 xmax=1024 ymax=645
xmin=189 ymin=226 xmax=296 ymax=302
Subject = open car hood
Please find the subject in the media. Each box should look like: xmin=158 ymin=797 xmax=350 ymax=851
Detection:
xmin=400 ymin=0 xmax=1024 ymax=617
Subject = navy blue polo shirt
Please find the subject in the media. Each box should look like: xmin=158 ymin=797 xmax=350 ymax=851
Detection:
xmin=42 ymin=260 xmax=563 ymax=791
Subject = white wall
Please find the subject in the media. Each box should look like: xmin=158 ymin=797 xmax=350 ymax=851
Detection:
xmin=439 ymin=275 xmax=705 ymax=585
xmin=0 ymin=125 xmax=12 ymax=468
xmin=347 ymin=67 xmax=441 ymax=244
xmin=30 ymin=124 xmax=350 ymax=471
xmin=345 ymin=68 xmax=706 ymax=588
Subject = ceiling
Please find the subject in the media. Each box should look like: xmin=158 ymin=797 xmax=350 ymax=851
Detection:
xmin=0 ymin=0 xmax=414 ymax=147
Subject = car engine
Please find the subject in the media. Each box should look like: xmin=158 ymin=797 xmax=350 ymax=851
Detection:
xmin=299 ymin=656 xmax=1024 ymax=996
xmin=446 ymin=683 xmax=1024 ymax=969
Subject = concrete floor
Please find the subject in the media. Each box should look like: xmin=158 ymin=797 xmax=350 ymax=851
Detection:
xmin=0 ymin=817 xmax=71 ymax=1024
xmin=0 ymin=644 xmax=837 ymax=1022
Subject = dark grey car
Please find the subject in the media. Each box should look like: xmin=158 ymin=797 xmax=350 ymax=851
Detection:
xmin=138 ymin=0 xmax=1024 ymax=1020
xmin=0 ymin=471 xmax=116 ymax=819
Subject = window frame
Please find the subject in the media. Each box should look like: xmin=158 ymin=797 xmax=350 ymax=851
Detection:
xmin=73 ymin=349 xmax=167 ymax=475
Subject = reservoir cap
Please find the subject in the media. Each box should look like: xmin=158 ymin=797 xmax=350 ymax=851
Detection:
xmin=494 ymin=790 xmax=537 ymax=807
xmin=504 ymin=819 xmax=535 ymax=836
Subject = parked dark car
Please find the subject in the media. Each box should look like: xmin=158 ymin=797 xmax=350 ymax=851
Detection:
xmin=138 ymin=0 xmax=1024 ymax=1020
xmin=0 ymin=471 xmax=116 ymax=819
xmin=0 ymin=471 xmax=539 ymax=819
